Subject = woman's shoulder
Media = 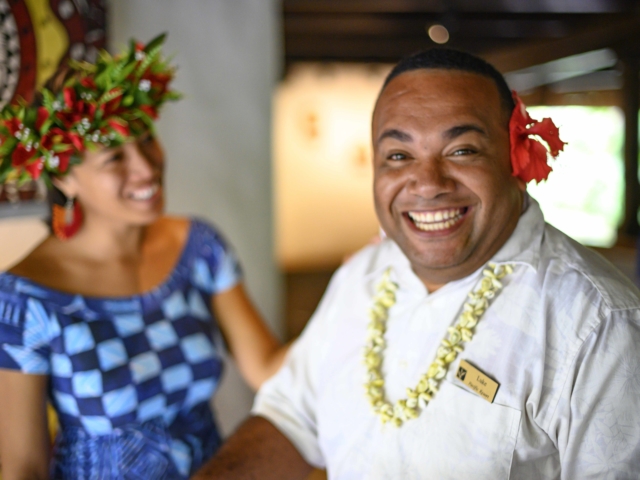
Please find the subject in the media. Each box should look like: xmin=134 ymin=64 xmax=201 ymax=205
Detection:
xmin=172 ymin=216 xmax=232 ymax=249
xmin=4 ymin=237 xmax=60 ymax=289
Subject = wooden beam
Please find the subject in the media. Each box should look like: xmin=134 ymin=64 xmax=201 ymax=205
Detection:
xmin=284 ymin=0 xmax=632 ymax=14
xmin=484 ymin=16 xmax=640 ymax=72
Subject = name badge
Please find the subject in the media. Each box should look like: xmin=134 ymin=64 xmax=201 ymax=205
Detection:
xmin=456 ymin=360 xmax=500 ymax=403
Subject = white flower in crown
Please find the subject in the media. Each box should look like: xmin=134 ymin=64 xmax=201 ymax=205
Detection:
xmin=139 ymin=79 xmax=151 ymax=92
xmin=135 ymin=50 xmax=145 ymax=61
xmin=47 ymin=155 xmax=60 ymax=169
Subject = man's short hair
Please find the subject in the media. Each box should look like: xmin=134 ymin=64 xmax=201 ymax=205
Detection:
xmin=383 ymin=48 xmax=515 ymax=115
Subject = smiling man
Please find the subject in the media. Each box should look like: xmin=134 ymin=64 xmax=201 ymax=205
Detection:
xmin=195 ymin=49 xmax=640 ymax=479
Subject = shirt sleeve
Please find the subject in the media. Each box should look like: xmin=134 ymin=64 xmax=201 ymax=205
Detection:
xmin=190 ymin=219 xmax=243 ymax=295
xmin=251 ymin=266 xmax=348 ymax=468
xmin=0 ymin=291 xmax=52 ymax=375
xmin=554 ymin=307 xmax=640 ymax=478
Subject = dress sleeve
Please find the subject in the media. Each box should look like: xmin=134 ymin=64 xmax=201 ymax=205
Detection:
xmin=190 ymin=219 xmax=243 ymax=295
xmin=0 ymin=288 xmax=52 ymax=375
xmin=553 ymin=307 xmax=640 ymax=478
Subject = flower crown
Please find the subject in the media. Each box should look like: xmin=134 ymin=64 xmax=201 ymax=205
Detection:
xmin=509 ymin=91 xmax=566 ymax=184
xmin=0 ymin=33 xmax=180 ymax=185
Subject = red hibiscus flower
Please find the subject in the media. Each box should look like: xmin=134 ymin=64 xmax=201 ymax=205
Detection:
xmin=509 ymin=91 xmax=566 ymax=184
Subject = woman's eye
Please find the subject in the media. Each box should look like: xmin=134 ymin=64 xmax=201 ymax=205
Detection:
xmin=139 ymin=133 xmax=154 ymax=144
xmin=104 ymin=152 xmax=124 ymax=164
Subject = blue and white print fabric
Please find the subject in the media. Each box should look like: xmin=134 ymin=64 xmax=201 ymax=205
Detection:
xmin=0 ymin=219 xmax=241 ymax=479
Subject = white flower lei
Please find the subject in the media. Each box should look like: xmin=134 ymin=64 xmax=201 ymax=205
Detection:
xmin=363 ymin=263 xmax=514 ymax=427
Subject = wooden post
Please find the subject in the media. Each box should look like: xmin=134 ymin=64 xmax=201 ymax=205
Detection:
xmin=622 ymin=55 xmax=639 ymax=235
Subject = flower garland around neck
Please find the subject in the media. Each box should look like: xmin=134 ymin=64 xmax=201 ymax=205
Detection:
xmin=363 ymin=263 xmax=514 ymax=427
xmin=0 ymin=33 xmax=180 ymax=186
xmin=509 ymin=91 xmax=566 ymax=184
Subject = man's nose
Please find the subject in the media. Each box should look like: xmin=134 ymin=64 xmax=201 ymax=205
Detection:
xmin=405 ymin=156 xmax=455 ymax=198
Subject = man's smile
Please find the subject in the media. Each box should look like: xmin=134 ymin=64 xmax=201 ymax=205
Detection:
xmin=406 ymin=207 xmax=469 ymax=232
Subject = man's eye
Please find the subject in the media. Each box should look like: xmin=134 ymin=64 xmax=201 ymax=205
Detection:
xmin=388 ymin=152 xmax=407 ymax=161
xmin=451 ymin=148 xmax=476 ymax=156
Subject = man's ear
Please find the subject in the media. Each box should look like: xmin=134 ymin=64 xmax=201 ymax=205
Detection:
xmin=52 ymin=174 xmax=78 ymax=199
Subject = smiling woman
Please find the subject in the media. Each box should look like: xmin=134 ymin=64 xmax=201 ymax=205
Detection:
xmin=0 ymin=35 xmax=288 ymax=479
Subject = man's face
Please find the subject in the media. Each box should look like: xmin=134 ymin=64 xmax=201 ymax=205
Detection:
xmin=372 ymin=69 xmax=525 ymax=290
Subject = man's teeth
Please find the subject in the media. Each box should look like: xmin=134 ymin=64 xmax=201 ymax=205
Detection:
xmin=408 ymin=208 xmax=464 ymax=231
xmin=130 ymin=185 xmax=158 ymax=200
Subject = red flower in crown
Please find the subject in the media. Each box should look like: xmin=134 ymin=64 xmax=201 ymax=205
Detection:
xmin=25 ymin=158 xmax=45 ymax=180
xmin=11 ymin=143 xmax=36 ymax=167
xmin=509 ymin=91 xmax=566 ymax=184
xmin=56 ymin=87 xmax=97 ymax=128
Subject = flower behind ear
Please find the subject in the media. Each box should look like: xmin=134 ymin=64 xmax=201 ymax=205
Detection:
xmin=509 ymin=92 xmax=566 ymax=184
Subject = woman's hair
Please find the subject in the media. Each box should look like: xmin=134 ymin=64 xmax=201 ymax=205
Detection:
xmin=35 ymin=61 xmax=80 ymax=230
xmin=382 ymin=48 xmax=515 ymax=116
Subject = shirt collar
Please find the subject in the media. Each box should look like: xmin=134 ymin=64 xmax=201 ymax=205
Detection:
xmin=364 ymin=193 xmax=545 ymax=290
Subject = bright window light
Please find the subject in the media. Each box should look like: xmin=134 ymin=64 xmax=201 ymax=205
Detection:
xmin=526 ymin=106 xmax=625 ymax=247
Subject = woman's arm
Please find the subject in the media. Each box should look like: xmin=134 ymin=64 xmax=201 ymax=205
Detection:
xmin=212 ymin=284 xmax=290 ymax=390
xmin=0 ymin=370 xmax=50 ymax=480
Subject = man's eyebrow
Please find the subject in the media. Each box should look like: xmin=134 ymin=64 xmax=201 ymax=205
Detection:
xmin=376 ymin=129 xmax=413 ymax=146
xmin=443 ymin=124 xmax=487 ymax=140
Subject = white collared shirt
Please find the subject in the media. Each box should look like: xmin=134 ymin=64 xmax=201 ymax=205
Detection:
xmin=253 ymin=198 xmax=640 ymax=479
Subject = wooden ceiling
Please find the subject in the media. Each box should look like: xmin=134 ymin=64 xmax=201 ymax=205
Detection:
xmin=283 ymin=0 xmax=640 ymax=70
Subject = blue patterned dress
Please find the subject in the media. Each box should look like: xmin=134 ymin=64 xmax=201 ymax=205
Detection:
xmin=0 ymin=219 xmax=241 ymax=479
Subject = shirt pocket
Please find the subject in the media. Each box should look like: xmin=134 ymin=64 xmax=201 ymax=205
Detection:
xmin=411 ymin=380 xmax=522 ymax=480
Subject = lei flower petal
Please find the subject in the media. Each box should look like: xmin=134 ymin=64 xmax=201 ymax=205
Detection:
xmin=509 ymin=91 xmax=566 ymax=184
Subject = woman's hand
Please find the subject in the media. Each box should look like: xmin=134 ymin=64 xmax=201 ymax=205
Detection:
xmin=0 ymin=370 xmax=50 ymax=480
xmin=212 ymin=284 xmax=290 ymax=390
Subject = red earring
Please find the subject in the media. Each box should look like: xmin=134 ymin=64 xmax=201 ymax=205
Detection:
xmin=52 ymin=197 xmax=83 ymax=240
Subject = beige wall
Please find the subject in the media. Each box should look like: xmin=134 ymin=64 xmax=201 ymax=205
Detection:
xmin=0 ymin=217 xmax=48 ymax=270
xmin=274 ymin=63 xmax=390 ymax=270
xmin=109 ymin=0 xmax=283 ymax=436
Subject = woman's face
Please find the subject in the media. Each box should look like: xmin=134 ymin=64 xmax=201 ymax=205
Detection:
xmin=56 ymin=134 xmax=165 ymax=227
